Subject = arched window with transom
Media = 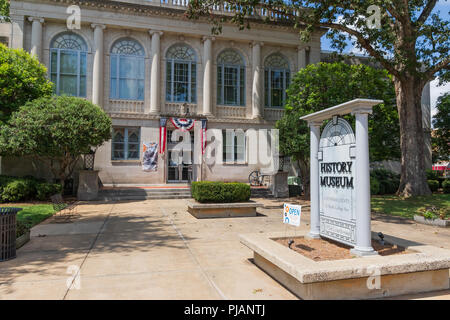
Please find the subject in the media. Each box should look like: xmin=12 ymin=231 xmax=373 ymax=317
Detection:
xmin=166 ymin=44 xmax=197 ymax=103
xmin=110 ymin=38 xmax=145 ymax=100
xmin=50 ymin=32 xmax=88 ymax=97
xmin=217 ymin=49 xmax=245 ymax=106
xmin=264 ymin=54 xmax=290 ymax=108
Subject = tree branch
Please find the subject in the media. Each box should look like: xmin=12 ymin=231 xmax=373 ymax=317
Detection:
xmin=424 ymin=56 xmax=450 ymax=82
xmin=416 ymin=0 xmax=437 ymax=26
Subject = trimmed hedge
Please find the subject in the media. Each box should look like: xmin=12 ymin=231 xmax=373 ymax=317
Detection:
xmin=443 ymin=180 xmax=450 ymax=194
xmin=191 ymin=181 xmax=251 ymax=203
xmin=427 ymin=180 xmax=439 ymax=192
xmin=370 ymin=169 xmax=400 ymax=195
xmin=0 ymin=175 xmax=62 ymax=202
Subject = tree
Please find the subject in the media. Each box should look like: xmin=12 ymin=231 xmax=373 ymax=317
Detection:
xmin=187 ymin=1 xmax=449 ymax=197
xmin=0 ymin=44 xmax=53 ymax=123
xmin=0 ymin=0 xmax=9 ymax=22
xmin=276 ymin=62 xmax=399 ymax=195
xmin=431 ymin=93 xmax=449 ymax=162
xmin=0 ymin=96 xmax=112 ymax=187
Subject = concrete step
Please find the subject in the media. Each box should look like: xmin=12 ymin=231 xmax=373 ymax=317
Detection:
xmin=97 ymin=187 xmax=192 ymax=200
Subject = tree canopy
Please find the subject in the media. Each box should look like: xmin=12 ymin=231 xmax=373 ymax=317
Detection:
xmin=0 ymin=44 xmax=53 ymax=123
xmin=431 ymin=93 xmax=449 ymax=163
xmin=0 ymin=0 xmax=8 ymax=22
xmin=0 ymin=96 xmax=112 ymax=185
xmin=276 ymin=62 xmax=398 ymax=192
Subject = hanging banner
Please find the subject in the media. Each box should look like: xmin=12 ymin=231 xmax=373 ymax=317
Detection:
xmin=159 ymin=117 xmax=167 ymax=154
xmin=201 ymin=119 xmax=207 ymax=154
xmin=170 ymin=118 xmax=195 ymax=131
xmin=142 ymin=142 xmax=158 ymax=172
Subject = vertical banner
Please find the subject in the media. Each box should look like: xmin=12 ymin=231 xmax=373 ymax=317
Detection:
xmin=201 ymin=119 xmax=207 ymax=154
xmin=159 ymin=117 xmax=167 ymax=154
xmin=142 ymin=142 xmax=158 ymax=171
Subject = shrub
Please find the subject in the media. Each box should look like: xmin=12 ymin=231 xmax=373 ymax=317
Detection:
xmin=36 ymin=183 xmax=62 ymax=200
xmin=370 ymin=177 xmax=380 ymax=195
xmin=443 ymin=180 xmax=450 ymax=194
xmin=1 ymin=179 xmax=35 ymax=202
xmin=427 ymin=180 xmax=439 ymax=192
xmin=16 ymin=219 xmax=33 ymax=238
xmin=191 ymin=181 xmax=251 ymax=203
xmin=426 ymin=169 xmax=439 ymax=180
xmin=370 ymin=169 xmax=400 ymax=194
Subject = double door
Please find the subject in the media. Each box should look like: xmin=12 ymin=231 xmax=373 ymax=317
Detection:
xmin=167 ymin=130 xmax=194 ymax=183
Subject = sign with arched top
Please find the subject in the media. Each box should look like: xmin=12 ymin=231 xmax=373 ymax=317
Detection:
xmin=318 ymin=116 xmax=356 ymax=246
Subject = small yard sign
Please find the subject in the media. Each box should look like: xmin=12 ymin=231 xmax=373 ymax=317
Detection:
xmin=283 ymin=203 xmax=301 ymax=227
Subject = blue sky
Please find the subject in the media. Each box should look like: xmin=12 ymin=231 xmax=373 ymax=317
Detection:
xmin=320 ymin=1 xmax=450 ymax=114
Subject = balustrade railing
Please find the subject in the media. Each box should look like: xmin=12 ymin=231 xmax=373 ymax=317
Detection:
xmin=109 ymin=99 xmax=145 ymax=113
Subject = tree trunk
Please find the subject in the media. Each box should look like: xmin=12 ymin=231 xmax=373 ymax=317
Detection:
xmin=394 ymin=77 xmax=431 ymax=197
xmin=298 ymin=158 xmax=310 ymax=198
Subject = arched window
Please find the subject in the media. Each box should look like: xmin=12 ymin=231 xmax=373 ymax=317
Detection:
xmin=50 ymin=32 xmax=87 ymax=97
xmin=110 ymin=38 xmax=145 ymax=100
xmin=264 ymin=54 xmax=290 ymax=108
xmin=166 ymin=44 xmax=197 ymax=103
xmin=217 ymin=50 xmax=245 ymax=106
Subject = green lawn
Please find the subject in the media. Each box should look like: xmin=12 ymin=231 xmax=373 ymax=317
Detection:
xmin=1 ymin=203 xmax=56 ymax=227
xmin=371 ymin=194 xmax=450 ymax=219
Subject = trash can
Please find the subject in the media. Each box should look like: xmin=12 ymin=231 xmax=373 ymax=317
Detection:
xmin=0 ymin=207 xmax=22 ymax=262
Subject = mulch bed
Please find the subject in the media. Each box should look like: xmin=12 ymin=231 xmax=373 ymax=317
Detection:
xmin=273 ymin=237 xmax=414 ymax=261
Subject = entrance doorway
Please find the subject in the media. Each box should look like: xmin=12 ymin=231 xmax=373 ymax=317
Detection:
xmin=167 ymin=129 xmax=194 ymax=183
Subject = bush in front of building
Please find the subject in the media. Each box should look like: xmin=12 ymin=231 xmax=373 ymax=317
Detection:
xmin=427 ymin=180 xmax=439 ymax=192
xmin=370 ymin=178 xmax=380 ymax=195
xmin=370 ymin=169 xmax=400 ymax=195
xmin=191 ymin=181 xmax=251 ymax=203
xmin=443 ymin=180 xmax=450 ymax=194
xmin=0 ymin=175 xmax=62 ymax=202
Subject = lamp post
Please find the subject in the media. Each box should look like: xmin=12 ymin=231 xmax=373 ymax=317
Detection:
xmin=83 ymin=149 xmax=96 ymax=170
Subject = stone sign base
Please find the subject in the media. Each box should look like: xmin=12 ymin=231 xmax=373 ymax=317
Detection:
xmin=240 ymin=230 xmax=450 ymax=300
xmin=187 ymin=201 xmax=263 ymax=219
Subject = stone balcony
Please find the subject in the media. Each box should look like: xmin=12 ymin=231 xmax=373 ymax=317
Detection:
xmin=164 ymin=102 xmax=198 ymax=116
xmin=108 ymin=99 xmax=145 ymax=113
xmin=216 ymin=105 xmax=247 ymax=119
xmin=264 ymin=108 xmax=285 ymax=121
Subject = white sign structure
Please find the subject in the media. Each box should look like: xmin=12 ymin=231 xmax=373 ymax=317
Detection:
xmin=283 ymin=203 xmax=302 ymax=227
xmin=319 ymin=116 xmax=356 ymax=245
xmin=300 ymin=99 xmax=383 ymax=256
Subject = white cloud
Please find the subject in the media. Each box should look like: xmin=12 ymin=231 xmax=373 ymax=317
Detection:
xmin=430 ymin=79 xmax=450 ymax=119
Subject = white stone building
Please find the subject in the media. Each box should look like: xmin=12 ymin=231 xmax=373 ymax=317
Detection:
xmin=1 ymin=0 xmax=324 ymax=185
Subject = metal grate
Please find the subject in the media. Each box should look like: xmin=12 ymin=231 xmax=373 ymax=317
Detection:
xmin=0 ymin=207 xmax=22 ymax=262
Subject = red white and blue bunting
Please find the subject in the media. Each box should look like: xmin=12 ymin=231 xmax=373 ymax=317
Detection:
xmin=201 ymin=119 xmax=207 ymax=154
xmin=170 ymin=118 xmax=195 ymax=131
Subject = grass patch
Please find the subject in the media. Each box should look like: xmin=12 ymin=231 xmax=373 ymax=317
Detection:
xmin=1 ymin=203 xmax=56 ymax=227
xmin=371 ymin=194 xmax=450 ymax=219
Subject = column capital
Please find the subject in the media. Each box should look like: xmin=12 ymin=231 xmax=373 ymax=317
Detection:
xmin=202 ymin=35 xmax=216 ymax=42
xmin=351 ymin=107 xmax=373 ymax=116
xmin=28 ymin=16 xmax=44 ymax=23
xmin=251 ymin=41 xmax=264 ymax=48
xmin=308 ymin=120 xmax=323 ymax=128
xmin=297 ymin=45 xmax=310 ymax=51
xmin=149 ymin=30 xmax=163 ymax=36
xmin=91 ymin=23 xmax=106 ymax=30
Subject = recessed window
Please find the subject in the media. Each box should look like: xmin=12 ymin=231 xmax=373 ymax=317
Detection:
xmin=264 ymin=54 xmax=290 ymax=108
xmin=222 ymin=129 xmax=246 ymax=163
xmin=166 ymin=44 xmax=197 ymax=103
xmin=111 ymin=127 xmax=140 ymax=160
xmin=217 ymin=50 xmax=245 ymax=106
xmin=50 ymin=32 xmax=87 ymax=97
xmin=110 ymin=38 xmax=145 ymax=101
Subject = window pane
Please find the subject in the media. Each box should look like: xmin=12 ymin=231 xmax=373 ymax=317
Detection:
xmin=80 ymin=75 xmax=86 ymax=97
xmin=80 ymin=53 xmax=87 ymax=76
xmin=59 ymin=75 xmax=77 ymax=96
xmin=60 ymin=51 xmax=78 ymax=74
xmin=111 ymin=56 xmax=117 ymax=78
xmin=235 ymin=131 xmax=245 ymax=161
xmin=50 ymin=50 xmax=58 ymax=74
xmin=113 ymin=128 xmax=125 ymax=142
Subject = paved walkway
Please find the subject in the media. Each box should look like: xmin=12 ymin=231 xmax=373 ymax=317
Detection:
xmin=0 ymin=198 xmax=449 ymax=300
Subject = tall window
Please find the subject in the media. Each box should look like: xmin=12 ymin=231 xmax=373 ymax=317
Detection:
xmin=110 ymin=38 xmax=145 ymax=100
xmin=264 ymin=54 xmax=290 ymax=108
xmin=217 ymin=50 xmax=245 ymax=106
xmin=50 ymin=32 xmax=87 ymax=97
xmin=111 ymin=127 xmax=140 ymax=160
xmin=222 ymin=130 xmax=246 ymax=163
xmin=166 ymin=44 xmax=197 ymax=103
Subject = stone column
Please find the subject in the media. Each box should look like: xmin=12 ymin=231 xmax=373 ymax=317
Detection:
xmin=202 ymin=36 xmax=214 ymax=116
xmin=10 ymin=15 xmax=25 ymax=49
xmin=308 ymin=121 xmax=321 ymax=239
xmin=149 ymin=30 xmax=163 ymax=114
xmin=91 ymin=24 xmax=105 ymax=107
xmin=28 ymin=17 xmax=44 ymax=60
xmin=251 ymin=41 xmax=263 ymax=119
xmin=309 ymin=44 xmax=321 ymax=65
xmin=351 ymin=109 xmax=377 ymax=256
xmin=297 ymin=46 xmax=308 ymax=70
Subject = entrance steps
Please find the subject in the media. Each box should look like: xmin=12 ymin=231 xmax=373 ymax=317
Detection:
xmin=97 ymin=185 xmax=192 ymax=201
xmin=250 ymin=187 xmax=273 ymax=198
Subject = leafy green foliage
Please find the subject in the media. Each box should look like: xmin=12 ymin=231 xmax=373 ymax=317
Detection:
xmin=427 ymin=180 xmax=439 ymax=192
xmin=0 ymin=96 xmax=112 ymax=185
xmin=431 ymin=93 xmax=449 ymax=162
xmin=191 ymin=181 xmax=251 ymax=203
xmin=0 ymin=44 xmax=53 ymax=123
xmin=0 ymin=175 xmax=61 ymax=202
xmin=443 ymin=180 xmax=450 ymax=194
xmin=370 ymin=169 xmax=400 ymax=195
xmin=16 ymin=204 xmax=56 ymax=236
xmin=0 ymin=0 xmax=9 ymax=22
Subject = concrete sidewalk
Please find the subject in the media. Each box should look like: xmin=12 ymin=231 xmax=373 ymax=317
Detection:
xmin=0 ymin=198 xmax=449 ymax=300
